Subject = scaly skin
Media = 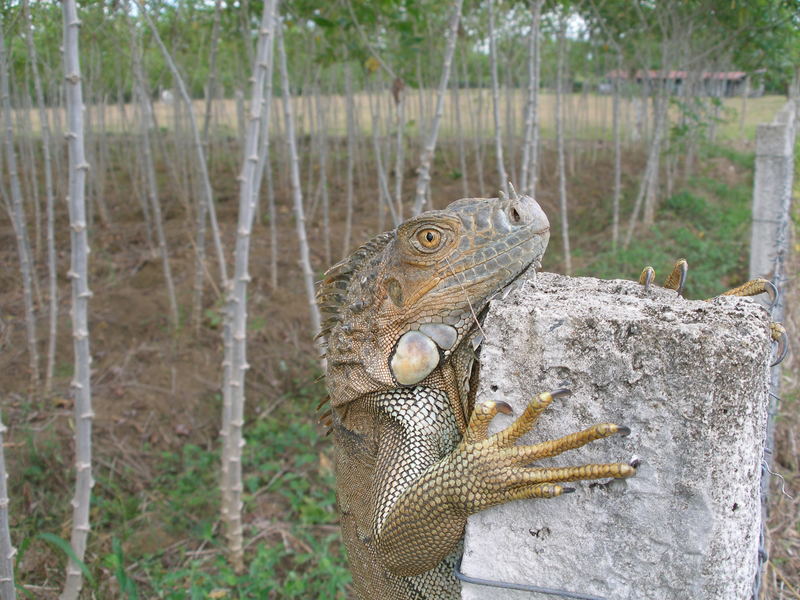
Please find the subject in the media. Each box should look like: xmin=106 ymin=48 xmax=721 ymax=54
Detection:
xmin=317 ymin=196 xmax=634 ymax=599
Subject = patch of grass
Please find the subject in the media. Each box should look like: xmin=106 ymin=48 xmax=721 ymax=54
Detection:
xmin=580 ymin=145 xmax=753 ymax=299
xmin=122 ymin=391 xmax=350 ymax=598
xmin=11 ymin=385 xmax=349 ymax=598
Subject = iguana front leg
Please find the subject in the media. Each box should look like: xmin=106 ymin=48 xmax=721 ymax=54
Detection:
xmin=372 ymin=388 xmax=635 ymax=577
xmin=639 ymin=259 xmax=787 ymax=363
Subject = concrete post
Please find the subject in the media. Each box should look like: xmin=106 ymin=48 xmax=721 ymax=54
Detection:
xmin=461 ymin=273 xmax=772 ymax=600
xmin=748 ymin=99 xmax=796 ymax=597
xmin=749 ymin=100 xmax=796 ymax=283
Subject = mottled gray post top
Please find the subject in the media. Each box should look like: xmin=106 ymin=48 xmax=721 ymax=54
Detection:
xmin=462 ymin=272 xmax=772 ymax=600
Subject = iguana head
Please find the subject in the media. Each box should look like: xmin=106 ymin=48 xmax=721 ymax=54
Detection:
xmin=318 ymin=195 xmax=549 ymax=407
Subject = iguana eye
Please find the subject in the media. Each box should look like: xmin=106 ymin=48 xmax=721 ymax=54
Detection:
xmin=417 ymin=228 xmax=442 ymax=249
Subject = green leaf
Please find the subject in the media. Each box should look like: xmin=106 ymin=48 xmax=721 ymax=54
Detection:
xmin=38 ymin=533 xmax=96 ymax=588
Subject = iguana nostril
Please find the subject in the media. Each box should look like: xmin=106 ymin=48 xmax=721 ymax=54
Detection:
xmin=509 ymin=207 xmax=521 ymax=223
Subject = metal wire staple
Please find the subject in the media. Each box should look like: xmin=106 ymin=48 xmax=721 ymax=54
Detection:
xmin=454 ymin=556 xmax=607 ymax=600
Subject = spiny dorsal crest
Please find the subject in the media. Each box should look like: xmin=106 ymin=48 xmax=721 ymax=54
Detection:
xmin=316 ymin=230 xmax=394 ymax=344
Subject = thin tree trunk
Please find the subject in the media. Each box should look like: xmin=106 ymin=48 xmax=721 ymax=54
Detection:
xmin=555 ymin=15 xmax=572 ymax=275
xmin=18 ymin=78 xmax=41 ymax=261
xmin=411 ymin=0 xmax=464 ymax=215
xmin=51 ymin=83 xmax=66 ymax=191
xmin=60 ymin=2 xmax=94 ymax=597
xmin=0 ymin=416 xmax=15 ymax=600
xmin=487 ymin=0 xmax=508 ymax=198
xmin=342 ymin=61 xmax=356 ymax=259
xmin=277 ymin=20 xmax=324 ymax=359
xmin=129 ymin=15 xmax=179 ymax=328
xmin=451 ymin=78 xmax=469 ymax=198
xmin=369 ymin=80 xmax=400 ymax=228
xmin=220 ymin=0 xmax=277 ymax=573
xmin=139 ymin=1 xmax=228 ymax=287
xmin=0 ymin=21 xmax=39 ymax=392
xmin=393 ymin=78 xmax=406 ymax=218
xmin=468 ymin=59 xmax=486 ymax=197
xmin=624 ymin=94 xmax=668 ymax=246
xmin=611 ymin=51 xmax=622 ymax=250
xmin=202 ymin=0 xmax=223 ymax=145
xmin=315 ymin=83 xmax=332 ymax=265
xmin=251 ymin=19 xmax=278 ymax=288
xmin=520 ymin=0 xmax=543 ymax=196
xmin=642 ymin=91 xmax=668 ymax=226
xmin=23 ymin=0 xmax=57 ymax=392
xmin=504 ymin=53 xmax=517 ymax=187
xmin=738 ymin=75 xmax=749 ymax=138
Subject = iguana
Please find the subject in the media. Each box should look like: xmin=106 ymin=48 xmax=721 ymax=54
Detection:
xmin=317 ymin=194 xmax=636 ymax=599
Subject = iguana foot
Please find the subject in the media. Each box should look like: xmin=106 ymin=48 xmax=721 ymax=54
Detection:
xmin=718 ymin=278 xmax=777 ymax=304
xmin=713 ymin=278 xmax=787 ymax=365
xmin=769 ymin=322 xmax=788 ymax=366
xmin=456 ymin=390 xmax=635 ymax=510
xmin=638 ymin=261 xmax=788 ymax=366
xmin=639 ymin=259 xmax=687 ymax=295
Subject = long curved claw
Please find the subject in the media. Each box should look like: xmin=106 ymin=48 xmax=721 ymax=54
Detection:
xmin=663 ymin=259 xmax=688 ymax=296
xmin=464 ymin=400 xmax=513 ymax=444
xmin=638 ymin=266 xmax=655 ymax=293
xmin=719 ymin=278 xmax=778 ymax=307
xmin=764 ymin=280 xmax=779 ymax=309
xmin=493 ymin=390 xmax=569 ymax=447
xmin=770 ymin=323 xmax=788 ymax=367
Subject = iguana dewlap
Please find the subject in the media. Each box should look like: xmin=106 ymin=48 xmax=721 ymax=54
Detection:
xmin=317 ymin=196 xmax=634 ymax=599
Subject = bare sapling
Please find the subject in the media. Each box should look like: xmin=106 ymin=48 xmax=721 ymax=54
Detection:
xmin=0 ymin=20 xmax=39 ymax=391
xmin=520 ymin=0 xmax=543 ymax=196
xmin=277 ymin=19 xmax=324 ymax=357
xmin=738 ymin=74 xmax=749 ymax=138
xmin=342 ymin=61 xmax=356 ymax=259
xmin=451 ymin=75 xmax=469 ymax=198
xmin=130 ymin=112 xmax=156 ymax=254
xmin=469 ymin=57 xmax=487 ymax=197
xmin=0 ymin=415 xmax=15 ymax=600
xmin=612 ymin=50 xmax=622 ymax=249
xmin=128 ymin=11 xmax=179 ymax=328
xmin=555 ymin=12 xmax=572 ymax=275
xmin=314 ymin=82 xmax=332 ymax=265
xmin=392 ymin=77 xmax=406 ymax=219
xmin=203 ymin=0 xmax=223 ymax=147
xmin=17 ymin=82 xmax=42 ymax=262
xmin=411 ymin=0 xmax=464 ymax=215
xmin=220 ymin=0 xmax=278 ymax=572
xmin=251 ymin=22 xmax=278 ymax=287
xmin=22 ymin=0 xmax=58 ymax=392
xmin=505 ymin=63 xmax=516 ymax=185
xmin=623 ymin=95 xmax=668 ymax=246
xmin=487 ymin=0 xmax=508 ymax=198
xmin=61 ymin=2 xmax=95 ymax=598
xmin=369 ymin=80 xmax=400 ymax=228
xmin=138 ymin=1 xmax=228 ymax=288
xmin=51 ymin=82 xmax=66 ymax=190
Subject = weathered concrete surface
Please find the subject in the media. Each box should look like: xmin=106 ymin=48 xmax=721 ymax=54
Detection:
xmin=749 ymin=99 xmax=796 ymax=282
xmin=461 ymin=272 xmax=772 ymax=600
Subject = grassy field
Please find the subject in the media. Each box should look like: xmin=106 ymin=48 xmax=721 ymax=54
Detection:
xmin=21 ymin=89 xmax=791 ymax=142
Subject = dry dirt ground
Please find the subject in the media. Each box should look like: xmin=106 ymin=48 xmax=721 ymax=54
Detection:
xmin=0 ymin=134 xmax=797 ymax=597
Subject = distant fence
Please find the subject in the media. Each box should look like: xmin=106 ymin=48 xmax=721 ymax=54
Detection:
xmin=750 ymin=99 xmax=797 ymax=600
